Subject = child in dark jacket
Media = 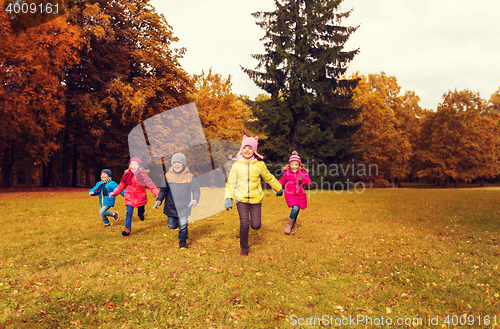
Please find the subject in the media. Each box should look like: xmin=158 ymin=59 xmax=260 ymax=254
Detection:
xmin=153 ymin=153 xmax=200 ymax=249
xmin=109 ymin=157 xmax=159 ymax=236
xmin=88 ymin=169 xmax=125 ymax=227
xmin=278 ymin=151 xmax=312 ymax=235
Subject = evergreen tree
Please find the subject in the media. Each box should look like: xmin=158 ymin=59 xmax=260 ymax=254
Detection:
xmin=242 ymin=0 xmax=360 ymax=165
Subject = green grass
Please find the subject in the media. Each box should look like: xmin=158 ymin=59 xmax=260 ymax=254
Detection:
xmin=0 ymin=188 xmax=499 ymax=328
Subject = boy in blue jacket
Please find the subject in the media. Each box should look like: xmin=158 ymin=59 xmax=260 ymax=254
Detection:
xmin=88 ymin=169 xmax=125 ymax=227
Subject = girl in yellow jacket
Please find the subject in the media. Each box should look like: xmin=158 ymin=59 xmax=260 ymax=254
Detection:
xmin=224 ymin=135 xmax=283 ymax=256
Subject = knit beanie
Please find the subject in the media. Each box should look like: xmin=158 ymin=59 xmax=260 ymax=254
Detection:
xmin=129 ymin=157 xmax=141 ymax=167
xmin=171 ymin=153 xmax=187 ymax=166
xmin=288 ymin=151 xmax=301 ymax=164
xmin=236 ymin=135 xmax=263 ymax=159
xmin=101 ymin=169 xmax=112 ymax=177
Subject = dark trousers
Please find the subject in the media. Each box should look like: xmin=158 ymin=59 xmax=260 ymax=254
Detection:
xmin=125 ymin=205 xmax=145 ymax=229
xmin=236 ymin=202 xmax=262 ymax=250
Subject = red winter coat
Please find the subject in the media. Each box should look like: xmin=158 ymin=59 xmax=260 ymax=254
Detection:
xmin=112 ymin=169 xmax=159 ymax=207
xmin=278 ymin=168 xmax=312 ymax=209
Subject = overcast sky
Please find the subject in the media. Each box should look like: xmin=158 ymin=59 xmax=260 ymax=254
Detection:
xmin=151 ymin=0 xmax=500 ymax=110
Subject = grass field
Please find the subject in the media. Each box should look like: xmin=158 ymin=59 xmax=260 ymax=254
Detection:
xmin=1 ymin=187 xmax=499 ymax=328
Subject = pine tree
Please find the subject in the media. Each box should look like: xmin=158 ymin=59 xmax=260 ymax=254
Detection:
xmin=242 ymin=0 xmax=360 ymax=165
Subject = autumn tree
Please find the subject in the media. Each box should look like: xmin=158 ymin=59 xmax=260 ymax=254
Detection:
xmin=189 ymin=69 xmax=251 ymax=142
xmin=490 ymin=88 xmax=500 ymax=113
xmin=416 ymin=89 xmax=500 ymax=187
xmin=352 ymin=73 xmax=414 ymax=187
xmin=61 ymin=0 xmax=192 ymax=186
xmin=0 ymin=4 xmax=81 ymax=186
xmin=242 ymin=0 xmax=360 ymax=167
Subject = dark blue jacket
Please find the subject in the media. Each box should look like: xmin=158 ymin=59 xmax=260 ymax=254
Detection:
xmin=157 ymin=167 xmax=200 ymax=218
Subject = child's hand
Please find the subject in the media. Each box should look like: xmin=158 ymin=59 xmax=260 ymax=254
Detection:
xmin=188 ymin=200 xmax=198 ymax=208
xmin=109 ymin=192 xmax=114 ymax=198
xmin=224 ymin=198 xmax=233 ymax=211
xmin=88 ymin=191 xmax=94 ymax=196
xmin=276 ymin=189 xmax=284 ymax=197
xmin=152 ymin=201 xmax=161 ymax=209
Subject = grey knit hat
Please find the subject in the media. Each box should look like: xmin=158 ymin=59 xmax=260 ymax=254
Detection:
xmin=171 ymin=153 xmax=187 ymax=166
xmin=101 ymin=169 xmax=112 ymax=177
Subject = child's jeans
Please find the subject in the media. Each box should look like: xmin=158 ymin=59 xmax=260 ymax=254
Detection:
xmin=236 ymin=202 xmax=262 ymax=250
xmin=168 ymin=216 xmax=189 ymax=241
xmin=99 ymin=206 xmax=114 ymax=225
xmin=289 ymin=205 xmax=300 ymax=220
xmin=125 ymin=205 xmax=145 ymax=229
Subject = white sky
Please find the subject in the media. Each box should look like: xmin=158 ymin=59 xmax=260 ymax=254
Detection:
xmin=151 ymin=0 xmax=500 ymax=110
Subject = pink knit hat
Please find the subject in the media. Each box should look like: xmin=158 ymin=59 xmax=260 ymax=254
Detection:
xmin=129 ymin=157 xmax=142 ymax=167
xmin=236 ymin=135 xmax=263 ymax=159
xmin=288 ymin=151 xmax=301 ymax=164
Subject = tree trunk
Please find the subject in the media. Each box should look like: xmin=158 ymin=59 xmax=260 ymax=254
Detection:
xmin=441 ymin=177 xmax=448 ymax=188
xmin=454 ymin=177 xmax=459 ymax=188
xmin=369 ymin=178 xmax=373 ymax=189
xmin=42 ymin=160 xmax=52 ymax=187
xmin=60 ymin=129 xmax=71 ymax=187
xmin=94 ymin=161 xmax=101 ymax=183
xmin=71 ymin=144 xmax=79 ymax=187
xmin=25 ymin=162 xmax=32 ymax=187
xmin=480 ymin=177 xmax=484 ymax=187
xmin=1 ymin=146 xmax=13 ymax=186
xmin=85 ymin=162 xmax=91 ymax=187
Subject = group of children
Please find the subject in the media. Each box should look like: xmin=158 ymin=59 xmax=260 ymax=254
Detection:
xmin=88 ymin=135 xmax=311 ymax=256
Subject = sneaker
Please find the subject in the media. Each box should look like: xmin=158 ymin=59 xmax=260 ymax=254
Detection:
xmin=122 ymin=227 xmax=131 ymax=236
xmin=104 ymin=223 xmax=111 ymax=227
xmin=113 ymin=212 xmax=120 ymax=222
xmin=179 ymin=240 xmax=188 ymax=249
xmin=139 ymin=214 xmax=145 ymax=221
xmin=240 ymin=249 xmax=249 ymax=256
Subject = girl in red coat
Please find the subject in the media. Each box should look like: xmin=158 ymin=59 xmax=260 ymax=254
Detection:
xmin=110 ymin=157 xmax=159 ymax=236
xmin=278 ymin=151 xmax=312 ymax=235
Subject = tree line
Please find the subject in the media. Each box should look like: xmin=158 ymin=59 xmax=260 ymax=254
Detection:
xmin=352 ymin=73 xmax=500 ymax=188
xmin=2 ymin=0 xmax=499 ymax=188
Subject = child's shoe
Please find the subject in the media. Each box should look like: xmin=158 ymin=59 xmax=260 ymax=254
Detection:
xmin=284 ymin=218 xmax=294 ymax=235
xmin=139 ymin=214 xmax=145 ymax=221
xmin=179 ymin=240 xmax=188 ymax=249
xmin=104 ymin=223 xmax=111 ymax=228
xmin=290 ymin=220 xmax=296 ymax=235
xmin=122 ymin=227 xmax=131 ymax=236
xmin=113 ymin=212 xmax=120 ymax=222
xmin=240 ymin=249 xmax=249 ymax=256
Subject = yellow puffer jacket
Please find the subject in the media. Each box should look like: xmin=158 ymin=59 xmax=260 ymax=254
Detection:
xmin=225 ymin=158 xmax=282 ymax=204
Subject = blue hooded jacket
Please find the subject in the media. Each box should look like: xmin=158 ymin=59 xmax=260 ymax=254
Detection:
xmin=89 ymin=181 xmax=125 ymax=207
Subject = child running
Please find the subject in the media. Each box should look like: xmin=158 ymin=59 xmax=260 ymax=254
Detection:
xmin=88 ymin=169 xmax=124 ymax=227
xmin=109 ymin=157 xmax=159 ymax=236
xmin=153 ymin=153 xmax=200 ymax=249
xmin=224 ymin=135 xmax=283 ymax=256
xmin=278 ymin=151 xmax=311 ymax=235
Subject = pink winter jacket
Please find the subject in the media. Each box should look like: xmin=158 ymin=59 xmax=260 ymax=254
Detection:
xmin=278 ymin=168 xmax=312 ymax=209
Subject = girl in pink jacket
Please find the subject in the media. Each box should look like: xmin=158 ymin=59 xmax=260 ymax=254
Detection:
xmin=110 ymin=157 xmax=159 ymax=236
xmin=278 ymin=151 xmax=312 ymax=235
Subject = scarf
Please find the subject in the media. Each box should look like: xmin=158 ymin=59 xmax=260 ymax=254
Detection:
xmin=95 ymin=177 xmax=112 ymax=196
xmin=121 ymin=168 xmax=148 ymax=185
